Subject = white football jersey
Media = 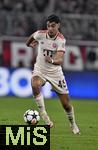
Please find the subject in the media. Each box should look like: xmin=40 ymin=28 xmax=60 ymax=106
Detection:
xmin=32 ymin=30 xmax=66 ymax=74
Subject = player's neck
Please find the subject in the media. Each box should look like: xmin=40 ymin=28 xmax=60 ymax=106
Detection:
xmin=47 ymin=32 xmax=59 ymax=40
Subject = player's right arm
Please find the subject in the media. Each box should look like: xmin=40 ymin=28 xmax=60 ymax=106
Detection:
xmin=26 ymin=31 xmax=39 ymax=48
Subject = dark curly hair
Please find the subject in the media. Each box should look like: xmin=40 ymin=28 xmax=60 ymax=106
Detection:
xmin=46 ymin=14 xmax=61 ymax=23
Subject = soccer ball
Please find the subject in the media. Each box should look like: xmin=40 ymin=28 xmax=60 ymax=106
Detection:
xmin=23 ymin=109 xmax=40 ymax=125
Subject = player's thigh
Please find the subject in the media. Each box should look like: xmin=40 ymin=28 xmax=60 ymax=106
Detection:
xmin=31 ymin=69 xmax=46 ymax=88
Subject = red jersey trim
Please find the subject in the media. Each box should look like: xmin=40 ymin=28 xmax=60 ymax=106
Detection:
xmin=57 ymin=32 xmax=65 ymax=39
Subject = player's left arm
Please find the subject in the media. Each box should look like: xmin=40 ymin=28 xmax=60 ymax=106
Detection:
xmin=26 ymin=31 xmax=39 ymax=48
xmin=45 ymin=51 xmax=64 ymax=65
xmin=45 ymin=38 xmax=66 ymax=65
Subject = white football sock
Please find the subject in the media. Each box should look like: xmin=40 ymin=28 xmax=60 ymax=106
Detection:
xmin=34 ymin=93 xmax=51 ymax=124
xmin=34 ymin=93 xmax=46 ymax=113
xmin=66 ymin=106 xmax=76 ymax=125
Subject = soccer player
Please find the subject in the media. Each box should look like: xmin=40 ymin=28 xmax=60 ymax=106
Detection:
xmin=26 ymin=14 xmax=80 ymax=134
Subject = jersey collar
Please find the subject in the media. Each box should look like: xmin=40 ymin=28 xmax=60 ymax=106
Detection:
xmin=46 ymin=32 xmax=59 ymax=40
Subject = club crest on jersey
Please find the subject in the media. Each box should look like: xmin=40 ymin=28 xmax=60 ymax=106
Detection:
xmin=52 ymin=43 xmax=57 ymax=48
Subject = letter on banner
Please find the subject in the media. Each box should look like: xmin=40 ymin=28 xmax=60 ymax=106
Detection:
xmin=63 ymin=46 xmax=83 ymax=71
xmin=11 ymin=42 xmax=33 ymax=67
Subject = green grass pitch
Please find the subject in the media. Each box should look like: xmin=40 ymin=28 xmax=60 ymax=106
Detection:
xmin=0 ymin=97 xmax=98 ymax=150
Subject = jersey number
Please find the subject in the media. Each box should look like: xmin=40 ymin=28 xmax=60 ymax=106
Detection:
xmin=58 ymin=79 xmax=66 ymax=88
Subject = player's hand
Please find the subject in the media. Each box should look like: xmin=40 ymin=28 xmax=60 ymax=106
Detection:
xmin=45 ymin=56 xmax=52 ymax=63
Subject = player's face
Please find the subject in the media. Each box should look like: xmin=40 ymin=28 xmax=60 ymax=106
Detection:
xmin=47 ymin=21 xmax=60 ymax=37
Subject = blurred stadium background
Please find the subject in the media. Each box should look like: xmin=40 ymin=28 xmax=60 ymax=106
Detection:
xmin=0 ymin=0 xmax=98 ymax=99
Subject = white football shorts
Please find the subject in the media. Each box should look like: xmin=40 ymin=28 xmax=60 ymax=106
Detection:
xmin=32 ymin=68 xmax=69 ymax=94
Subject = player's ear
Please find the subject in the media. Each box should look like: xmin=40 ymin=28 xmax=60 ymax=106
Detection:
xmin=58 ymin=23 xmax=60 ymax=29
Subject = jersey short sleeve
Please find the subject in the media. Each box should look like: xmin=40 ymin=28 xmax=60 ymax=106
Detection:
xmin=32 ymin=31 xmax=40 ymax=41
xmin=57 ymin=38 xmax=66 ymax=53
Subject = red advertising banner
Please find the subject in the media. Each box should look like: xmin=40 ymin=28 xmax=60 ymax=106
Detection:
xmin=1 ymin=39 xmax=98 ymax=71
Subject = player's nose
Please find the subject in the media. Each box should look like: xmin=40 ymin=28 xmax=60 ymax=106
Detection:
xmin=49 ymin=26 xmax=53 ymax=31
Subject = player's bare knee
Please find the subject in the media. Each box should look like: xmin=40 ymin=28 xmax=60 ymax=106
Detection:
xmin=31 ymin=77 xmax=41 ymax=90
xmin=31 ymin=80 xmax=41 ymax=90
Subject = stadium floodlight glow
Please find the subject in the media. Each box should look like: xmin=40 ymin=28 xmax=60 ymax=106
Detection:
xmin=0 ymin=67 xmax=10 ymax=96
xmin=10 ymin=68 xmax=32 ymax=97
